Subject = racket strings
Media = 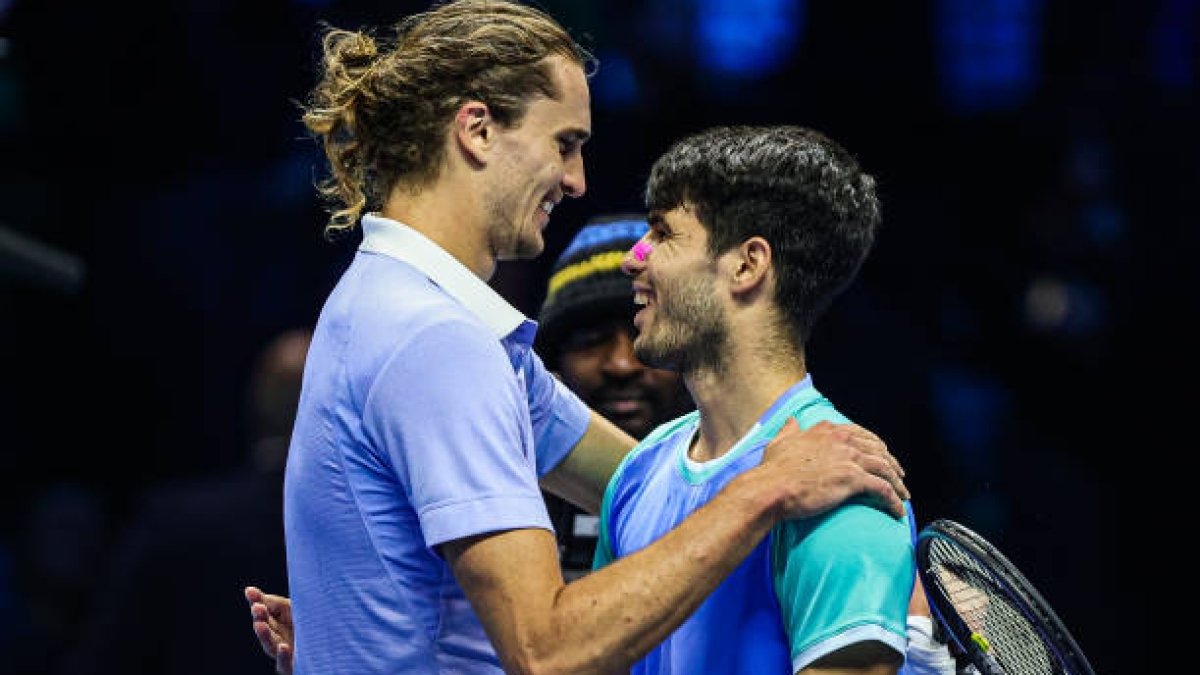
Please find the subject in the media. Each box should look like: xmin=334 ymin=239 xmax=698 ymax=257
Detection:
xmin=927 ymin=539 xmax=1060 ymax=675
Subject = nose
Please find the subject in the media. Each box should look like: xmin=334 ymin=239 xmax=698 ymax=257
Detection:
xmin=562 ymin=152 xmax=586 ymax=198
xmin=602 ymin=329 xmax=643 ymax=378
xmin=621 ymin=234 xmax=650 ymax=277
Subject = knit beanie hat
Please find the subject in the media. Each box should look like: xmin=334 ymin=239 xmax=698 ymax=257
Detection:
xmin=535 ymin=214 xmax=648 ymax=365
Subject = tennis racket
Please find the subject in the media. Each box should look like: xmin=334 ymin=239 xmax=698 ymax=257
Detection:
xmin=914 ymin=518 xmax=1095 ymax=675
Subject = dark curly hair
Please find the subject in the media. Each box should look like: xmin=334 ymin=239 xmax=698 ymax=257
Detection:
xmin=301 ymin=0 xmax=596 ymax=238
xmin=645 ymin=125 xmax=881 ymax=347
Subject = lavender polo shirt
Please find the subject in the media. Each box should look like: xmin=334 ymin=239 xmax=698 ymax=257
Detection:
xmin=283 ymin=214 xmax=592 ymax=674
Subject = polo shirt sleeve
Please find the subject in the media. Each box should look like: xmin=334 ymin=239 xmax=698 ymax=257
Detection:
xmin=362 ymin=318 xmax=551 ymax=549
xmin=771 ymin=502 xmax=913 ymax=672
xmin=522 ymin=347 xmax=591 ymax=477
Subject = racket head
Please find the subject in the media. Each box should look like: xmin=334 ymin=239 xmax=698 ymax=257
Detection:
xmin=915 ymin=519 xmax=1095 ymax=675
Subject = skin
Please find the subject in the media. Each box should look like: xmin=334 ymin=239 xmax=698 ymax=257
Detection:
xmin=245 ymin=316 xmax=688 ymax=675
xmin=555 ymin=316 xmax=691 ymax=441
xmin=247 ymin=294 xmax=939 ymax=675
xmin=247 ymin=57 xmax=910 ymax=675
xmin=625 ymin=205 xmax=905 ymax=674
xmin=408 ymin=55 xmax=591 ymax=280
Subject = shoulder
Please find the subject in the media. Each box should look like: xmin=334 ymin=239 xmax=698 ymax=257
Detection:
xmin=788 ymin=385 xmax=851 ymax=429
xmin=774 ymin=501 xmax=912 ymax=571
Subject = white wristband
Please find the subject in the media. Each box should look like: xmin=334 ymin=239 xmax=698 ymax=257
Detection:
xmin=900 ymin=615 xmax=957 ymax=675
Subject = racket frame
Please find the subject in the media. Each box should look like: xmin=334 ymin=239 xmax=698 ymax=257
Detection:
xmin=915 ymin=518 xmax=1095 ymax=675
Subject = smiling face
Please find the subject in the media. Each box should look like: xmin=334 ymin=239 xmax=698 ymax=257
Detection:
xmin=484 ymin=56 xmax=591 ymax=261
xmin=622 ymin=206 xmax=729 ymax=374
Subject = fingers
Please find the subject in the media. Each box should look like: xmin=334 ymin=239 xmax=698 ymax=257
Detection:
xmin=856 ymin=450 xmax=909 ymax=512
xmin=253 ymin=615 xmax=280 ymax=657
xmin=836 ymin=424 xmax=908 ymax=503
xmin=251 ymin=602 xmax=272 ymax=624
xmin=840 ymin=423 xmax=905 ymax=480
xmin=248 ymin=585 xmax=290 ymax=661
xmin=861 ymin=475 xmax=907 ymax=519
xmin=276 ymin=643 xmax=294 ymax=675
xmin=262 ymin=593 xmax=293 ymax=622
xmin=761 ymin=418 xmax=909 ymax=519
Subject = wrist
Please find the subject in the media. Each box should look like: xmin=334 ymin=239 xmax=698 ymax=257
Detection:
xmin=726 ymin=468 xmax=787 ymax=526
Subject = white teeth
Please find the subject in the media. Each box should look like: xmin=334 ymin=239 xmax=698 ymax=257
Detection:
xmin=634 ymin=291 xmax=648 ymax=306
xmin=541 ymin=201 xmax=555 ymax=214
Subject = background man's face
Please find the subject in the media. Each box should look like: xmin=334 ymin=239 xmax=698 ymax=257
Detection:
xmin=556 ymin=316 xmax=690 ymax=439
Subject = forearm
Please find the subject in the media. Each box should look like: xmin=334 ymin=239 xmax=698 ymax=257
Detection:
xmin=540 ymin=411 xmax=635 ymax=514
xmin=458 ymin=419 xmax=907 ymax=674
xmin=453 ymin=471 xmax=780 ymax=675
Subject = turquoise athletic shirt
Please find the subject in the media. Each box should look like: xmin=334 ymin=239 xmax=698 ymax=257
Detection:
xmin=594 ymin=376 xmax=913 ymax=674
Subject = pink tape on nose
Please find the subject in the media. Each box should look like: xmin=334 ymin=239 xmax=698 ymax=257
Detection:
xmin=632 ymin=240 xmax=654 ymax=262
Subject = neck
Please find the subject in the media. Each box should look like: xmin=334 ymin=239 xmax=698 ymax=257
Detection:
xmin=684 ymin=335 xmax=805 ymax=463
xmin=381 ymin=174 xmax=495 ymax=280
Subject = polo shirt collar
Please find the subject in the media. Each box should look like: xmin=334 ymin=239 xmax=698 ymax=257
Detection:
xmin=359 ymin=214 xmax=527 ymax=338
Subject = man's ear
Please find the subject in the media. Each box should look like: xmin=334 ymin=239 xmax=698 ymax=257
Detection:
xmin=453 ymin=101 xmax=493 ymax=166
xmin=729 ymin=236 xmax=772 ymax=296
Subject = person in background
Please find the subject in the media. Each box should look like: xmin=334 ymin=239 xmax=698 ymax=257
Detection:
xmin=65 ymin=328 xmax=312 ymax=675
xmin=533 ymin=215 xmax=693 ymax=577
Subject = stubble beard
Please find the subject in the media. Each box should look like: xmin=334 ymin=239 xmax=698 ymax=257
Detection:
xmin=633 ymin=274 xmax=728 ymax=376
xmin=485 ymin=186 xmax=543 ymax=261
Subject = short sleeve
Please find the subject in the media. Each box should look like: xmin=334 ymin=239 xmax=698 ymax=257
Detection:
xmin=362 ymin=319 xmax=551 ymax=548
xmin=521 ymin=347 xmax=591 ymax=477
xmin=772 ymin=502 xmax=914 ymax=672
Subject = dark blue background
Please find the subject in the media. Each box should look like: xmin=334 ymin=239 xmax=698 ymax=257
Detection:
xmin=2 ymin=1 xmax=1189 ymax=672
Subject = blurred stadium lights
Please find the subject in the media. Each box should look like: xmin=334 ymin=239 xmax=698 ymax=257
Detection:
xmin=695 ymin=0 xmax=804 ymax=79
xmin=1152 ymin=0 xmax=1196 ymax=90
xmin=0 ymin=224 xmax=86 ymax=295
xmin=1023 ymin=276 xmax=1108 ymax=337
xmin=593 ymin=49 xmax=641 ymax=109
xmin=1079 ymin=200 xmax=1126 ymax=249
xmin=932 ymin=365 xmax=1011 ymax=466
xmin=936 ymin=0 xmax=1041 ymax=113
xmin=930 ymin=365 xmax=1010 ymax=531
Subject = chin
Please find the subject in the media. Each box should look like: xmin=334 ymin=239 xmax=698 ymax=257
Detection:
xmin=515 ymin=236 xmax=545 ymax=260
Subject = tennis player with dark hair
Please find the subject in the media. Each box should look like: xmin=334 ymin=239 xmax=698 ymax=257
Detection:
xmin=534 ymin=215 xmax=694 ymax=575
xmin=254 ymin=0 xmax=910 ymax=673
xmin=248 ymin=210 xmax=956 ymax=674
xmin=591 ymin=124 xmax=956 ymax=674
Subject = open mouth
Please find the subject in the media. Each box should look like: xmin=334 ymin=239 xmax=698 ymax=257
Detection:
xmin=632 ymin=285 xmax=655 ymax=327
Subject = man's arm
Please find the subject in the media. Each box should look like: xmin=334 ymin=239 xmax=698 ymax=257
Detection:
xmin=898 ymin=576 xmax=959 ymax=675
xmin=539 ymin=410 xmax=636 ymax=515
xmin=446 ymin=419 xmax=907 ymax=675
xmin=245 ymin=420 xmax=906 ymax=675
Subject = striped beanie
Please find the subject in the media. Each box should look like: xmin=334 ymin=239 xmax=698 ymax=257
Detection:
xmin=535 ymin=214 xmax=648 ymax=364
